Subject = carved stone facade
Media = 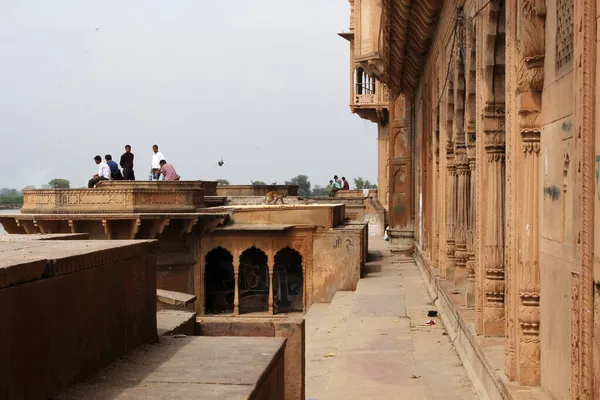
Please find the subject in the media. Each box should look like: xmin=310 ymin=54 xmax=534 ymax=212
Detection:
xmin=374 ymin=0 xmax=599 ymax=398
xmin=340 ymin=0 xmax=390 ymax=209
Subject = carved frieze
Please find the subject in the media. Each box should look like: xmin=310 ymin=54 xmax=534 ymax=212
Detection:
xmin=21 ymin=189 xmax=196 ymax=214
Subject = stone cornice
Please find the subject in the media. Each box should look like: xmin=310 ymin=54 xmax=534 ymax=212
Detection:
xmin=381 ymin=0 xmax=442 ymax=97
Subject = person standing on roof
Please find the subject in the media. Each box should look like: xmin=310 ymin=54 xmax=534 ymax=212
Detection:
xmin=120 ymin=145 xmax=135 ymax=180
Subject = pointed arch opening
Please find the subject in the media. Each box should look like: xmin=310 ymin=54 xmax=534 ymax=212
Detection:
xmin=274 ymin=247 xmax=303 ymax=314
xmin=205 ymin=247 xmax=234 ymax=315
xmin=239 ymin=246 xmax=269 ymax=314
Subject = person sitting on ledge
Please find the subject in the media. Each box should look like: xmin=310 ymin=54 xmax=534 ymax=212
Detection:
xmin=158 ymin=159 xmax=180 ymax=181
xmin=328 ymin=179 xmax=340 ymax=197
xmin=88 ymin=155 xmax=111 ymax=188
xmin=105 ymin=154 xmax=124 ymax=180
xmin=342 ymin=176 xmax=350 ymax=190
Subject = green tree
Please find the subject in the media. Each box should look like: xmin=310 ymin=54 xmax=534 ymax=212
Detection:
xmin=251 ymin=180 xmax=266 ymax=185
xmin=311 ymin=185 xmax=330 ymax=197
xmin=353 ymin=177 xmax=377 ymax=190
xmin=216 ymin=179 xmax=230 ymax=185
xmin=48 ymin=178 xmax=70 ymax=189
xmin=0 ymin=188 xmax=23 ymax=206
xmin=285 ymin=175 xmax=311 ymax=197
xmin=22 ymin=185 xmax=36 ymax=190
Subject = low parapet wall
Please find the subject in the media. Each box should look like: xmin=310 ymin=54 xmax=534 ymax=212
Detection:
xmin=0 ymin=239 xmax=158 ymax=399
xmin=97 ymin=180 xmax=218 ymax=198
xmin=216 ymin=185 xmax=299 ymax=197
xmin=21 ymin=188 xmax=197 ymax=214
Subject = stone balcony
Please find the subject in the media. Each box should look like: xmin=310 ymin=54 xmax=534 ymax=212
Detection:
xmin=350 ymin=79 xmax=389 ymax=124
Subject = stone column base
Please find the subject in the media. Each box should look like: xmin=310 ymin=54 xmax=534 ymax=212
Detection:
xmin=388 ymin=229 xmax=414 ymax=251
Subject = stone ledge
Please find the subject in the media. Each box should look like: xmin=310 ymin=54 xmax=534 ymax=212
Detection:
xmin=157 ymin=289 xmax=197 ymax=308
xmin=156 ymin=310 xmax=197 ymax=336
xmin=413 ymin=244 xmax=552 ymax=400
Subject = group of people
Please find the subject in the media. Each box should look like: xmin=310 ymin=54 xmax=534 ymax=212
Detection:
xmin=327 ymin=175 xmax=350 ymax=197
xmin=88 ymin=144 xmax=180 ymax=188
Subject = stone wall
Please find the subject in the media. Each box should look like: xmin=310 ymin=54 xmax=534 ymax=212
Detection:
xmin=312 ymin=228 xmax=363 ymax=302
xmin=0 ymin=239 xmax=158 ymax=399
xmin=197 ymin=317 xmax=305 ymax=400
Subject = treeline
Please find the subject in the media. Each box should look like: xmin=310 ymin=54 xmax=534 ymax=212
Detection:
xmin=217 ymin=175 xmax=377 ymax=197
xmin=0 ymin=188 xmax=23 ymax=207
xmin=0 ymin=179 xmax=71 ymax=207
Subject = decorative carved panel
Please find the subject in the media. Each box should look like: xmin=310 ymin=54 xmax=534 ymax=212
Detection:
xmin=555 ymin=0 xmax=574 ymax=70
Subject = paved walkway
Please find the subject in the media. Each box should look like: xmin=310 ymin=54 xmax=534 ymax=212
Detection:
xmin=306 ymin=238 xmax=477 ymax=400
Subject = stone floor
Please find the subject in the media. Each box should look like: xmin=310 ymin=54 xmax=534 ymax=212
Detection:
xmin=305 ymin=237 xmax=478 ymax=400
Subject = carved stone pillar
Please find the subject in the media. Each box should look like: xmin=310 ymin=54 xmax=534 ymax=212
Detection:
xmin=233 ymin=260 xmax=240 ymax=316
xmin=514 ymin=0 xmax=545 ymax=386
xmin=268 ymin=257 xmax=274 ymax=315
xmin=466 ymin=135 xmax=476 ymax=308
xmin=483 ymin=117 xmax=505 ymax=336
xmin=454 ymin=144 xmax=469 ymax=292
xmin=444 ymin=142 xmax=456 ymax=280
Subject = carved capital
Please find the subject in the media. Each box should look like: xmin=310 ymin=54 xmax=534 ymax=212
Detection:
xmin=517 ymin=0 xmax=546 ymax=92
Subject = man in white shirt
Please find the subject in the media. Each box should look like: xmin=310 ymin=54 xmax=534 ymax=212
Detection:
xmin=88 ymin=155 xmax=111 ymax=188
xmin=150 ymin=144 xmax=165 ymax=180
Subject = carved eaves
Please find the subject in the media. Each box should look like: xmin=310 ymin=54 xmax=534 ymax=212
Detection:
xmin=381 ymin=0 xmax=442 ymax=98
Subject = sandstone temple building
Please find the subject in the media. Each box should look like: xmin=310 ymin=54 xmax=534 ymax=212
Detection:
xmin=341 ymin=0 xmax=600 ymax=398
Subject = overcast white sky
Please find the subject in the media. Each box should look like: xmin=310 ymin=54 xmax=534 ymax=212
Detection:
xmin=0 ymin=0 xmax=377 ymax=189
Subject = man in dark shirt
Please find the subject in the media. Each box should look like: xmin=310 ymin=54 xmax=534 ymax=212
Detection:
xmin=120 ymin=145 xmax=135 ymax=180
xmin=105 ymin=154 xmax=123 ymax=180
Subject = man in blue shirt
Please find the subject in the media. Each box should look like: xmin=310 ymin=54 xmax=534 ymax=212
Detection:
xmin=105 ymin=154 xmax=124 ymax=180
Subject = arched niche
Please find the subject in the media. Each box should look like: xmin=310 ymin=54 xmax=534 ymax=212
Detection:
xmin=238 ymin=246 xmax=269 ymax=314
xmin=273 ymin=247 xmax=303 ymax=314
xmin=205 ymin=247 xmax=234 ymax=315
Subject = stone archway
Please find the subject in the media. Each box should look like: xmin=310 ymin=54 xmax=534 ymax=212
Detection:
xmin=273 ymin=247 xmax=303 ymax=314
xmin=204 ymin=247 xmax=235 ymax=315
xmin=238 ymin=246 xmax=269 ymax=314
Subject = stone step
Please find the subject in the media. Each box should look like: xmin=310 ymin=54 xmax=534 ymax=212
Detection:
xmin=156 ymin=310 xmax=197 ymax=336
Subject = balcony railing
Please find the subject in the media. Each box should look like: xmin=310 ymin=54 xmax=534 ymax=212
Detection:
xmin=352 ymin=81 xmax=389 ymax=107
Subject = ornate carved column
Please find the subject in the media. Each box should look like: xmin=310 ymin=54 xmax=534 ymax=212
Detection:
xmin=454 ymin=144 xmax=469 ymax=292
xmin=464 ymin=16 xmax=477 ymax=309
xmin=466 ymin=135 xmax=476 ymax=308
xmin=515 ymin=0 xmax=545 ymax=386
xmin=453 ymin=19 xmax=469 ymax=292
xmin=268 ymin=256 xmax=274 ymax=315
xmin=444 ymin=141 xmax=456 ymax=280
xmin=572 ymin=0 xmax=595 ymax=397
xmin=483 ymin=116 xmax=505 ymax=336
xmin=233 ymin=260 xmax=240 ymax=316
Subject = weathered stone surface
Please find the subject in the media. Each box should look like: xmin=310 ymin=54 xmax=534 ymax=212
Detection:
xmin=197 ymin=317 xmax=304 ymax=400
xmin=0 ymin=238 xmax=158 ymax=400
xmin=55 ymin=337 xmax=286 ymax=400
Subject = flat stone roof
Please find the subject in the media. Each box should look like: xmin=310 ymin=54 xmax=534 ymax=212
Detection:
xmin=1 ymin=212 xmax=230 ymax=220
xmin=55 ymin=336 xmax=286 ymax=400
xmin=214 ymin=223 xmax=295 ymax=231
xmin=0 ymin=233 xmax=89 ymax=241
xmin=0 ymin=239 xmax=157 ymax=288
